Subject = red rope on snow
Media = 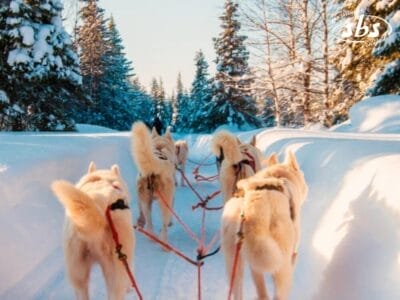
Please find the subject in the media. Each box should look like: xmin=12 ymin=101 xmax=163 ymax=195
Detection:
xmin=193 ymin=167 xmax=219 ymax=183
xmin=155 ymin=191 xmax=200 ymax=244
xmin=176 ymin=167 xmax=222 ymax=211
xmin=105 ymin=205 xmax=143 ymax=300
xmin=227 ymin=214 xmax=245 ymax=300
xmin=133 ymin=225 xmax=201 ymax=267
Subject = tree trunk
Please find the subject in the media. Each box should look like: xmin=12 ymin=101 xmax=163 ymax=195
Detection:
xmin=321 ymin=0 xmax=331 ymax=126
xmin=301 ymin=0 xmax=312 ymax=124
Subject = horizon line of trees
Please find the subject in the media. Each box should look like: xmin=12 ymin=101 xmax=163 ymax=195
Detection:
xmin=1 ymin=0 xmax=398 ymax=132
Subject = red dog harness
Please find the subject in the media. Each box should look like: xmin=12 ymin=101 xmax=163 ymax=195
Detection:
xmin=241 ymin=150 xmax=256 ymax=173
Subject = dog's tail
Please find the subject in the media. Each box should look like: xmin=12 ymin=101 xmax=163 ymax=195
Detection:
xmin=131 ymin=121 xmax=160 ymax=176
xmin=211 ymin=131 xmax=242 ymax=164
xmin=52 ymin=180 xmax=106 ymax=239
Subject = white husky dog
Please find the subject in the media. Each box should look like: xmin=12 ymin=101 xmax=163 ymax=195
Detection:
xmin=131 ymin=121 xmax=176 ymax=244
xmin=221 ymin=151 xmax=308 ymax=300
xmin=51 ymin=162 xmax=134 ymax=300
xmin=211 ymin=131 xmax=263 ymax=203
xmin=175 ymin=140 xmax=189 ymax=186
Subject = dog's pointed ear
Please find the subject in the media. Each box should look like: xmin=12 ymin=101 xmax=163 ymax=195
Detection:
xmin=165 ymin=127 xmax=173 ymax=140
xmin=250 ymin=135 xmax=256 ymax=147
xmin=236 ymin=137 xmax=242 ymax=145
xmin=151 ymin=127 xmax=159 ymax=137
xmin=111 ymin=164 xmax=120 ymax=176
xmin=286 ymin=151 xmax=299 ymax=171
xmin=264 ymin=153 xmax=279 ymax=167
xmin=88 ymin=161 xmax=96 ymax=173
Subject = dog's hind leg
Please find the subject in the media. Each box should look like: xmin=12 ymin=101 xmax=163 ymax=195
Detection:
xmin=65 ymin=239 xmax=91 ymax=300
xmin=224 ymin=243 xmax=244 ymax=300
xmin=137 ymin=178 xmax=153 ymax=231
xmin=272 ymin=259 xmax=293 ymax=300
xmin=101 ymin=257 xmax=130 ymax=300
xmin=180 ymin=162 xmax=186 ymax=187
xmin=250 ymin=268 xmax=269 ymax=300
xmin=140 ymin=196 xmax=153 ymax=233
xmin=158 ymin=179 xmax=175 ymax=244
xmin=221 ymin=204 xmax=244 ymax=300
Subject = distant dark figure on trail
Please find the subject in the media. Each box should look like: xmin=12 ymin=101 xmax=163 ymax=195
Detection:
xmin=153 ymin=116 xmax=164 ymax=135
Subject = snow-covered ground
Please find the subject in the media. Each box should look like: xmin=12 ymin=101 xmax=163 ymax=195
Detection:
xmin=1 ymin=96 xmax=400 ymax=300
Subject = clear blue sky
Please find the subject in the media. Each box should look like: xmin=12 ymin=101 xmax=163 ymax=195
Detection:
xmin=98 ymin=0 xmax=222 ymax=94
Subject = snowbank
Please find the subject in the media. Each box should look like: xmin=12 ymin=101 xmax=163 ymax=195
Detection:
xmin=1 ymin=100 xmax=400 ymax=299
xmin=333 ymin=95 xmax=400 ymax=133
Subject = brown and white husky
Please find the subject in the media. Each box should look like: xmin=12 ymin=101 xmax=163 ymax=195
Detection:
xmin=221 ymin=152 xmax=308 ymax=300
xmin=211 ymin=130 xmax=263 ymax=203
xmin=52 ymin=162 xmax=134 ymax=300
xmin=131 ymin=121 xmax=176 ymax=244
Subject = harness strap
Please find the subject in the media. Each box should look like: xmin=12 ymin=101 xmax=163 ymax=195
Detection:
xmin=254 ymin=180 xmax=296 ymax=222
xmin=105 ymin=203 xmax=143 ymax=300
xmin=242 ymin=151 xmax=256 ymax=173
xmin=110 ymin=199 xmax=129 ymax=210
xmin=227 ymin=210 xmax=245 ymax=300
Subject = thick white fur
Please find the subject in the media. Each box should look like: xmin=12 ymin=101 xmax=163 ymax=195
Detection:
xmin=221 ymin=151 xmax=308 ymax=300
xmin=175 ymin=140 xmax=189 ymax=187
xmin=131 ymin=121 xmax=175 ymax=244
xmin=131 ymin=122 xmax=175 ymax=177
xmin=211 ymin=131 xmax=263 ymax=203
xmin=51 ymin=162 xmax=134 ymax=300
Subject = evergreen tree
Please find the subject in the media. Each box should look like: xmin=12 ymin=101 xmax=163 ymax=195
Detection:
xmin=174 ymin=73 xmax=191 ymax=132
xmin=0 ymin=0 xmax=83 ymax=131
xmin=77 ymin=0 xmax=106 ymax=100
xmin=150 ymin=78 xmax=170 ymax=130
xmin=208 ymin=0 xmax=260 ymax=130
xmin=260 ymin=97 xmax=275 ymax=127
xmin=131 ymin=77 xmax=154 ymax=126
xmin=331 ymin=1 xmax=400 ymax=123
xmin=96 ymin=17 xmax=137 ymax=130
xmin=367 ymin=5 xmax=400 ymax=96
xmin=189 ymin=50 xmax=213 ymax=132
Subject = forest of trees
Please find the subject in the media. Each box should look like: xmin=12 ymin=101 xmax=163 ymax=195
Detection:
xmin=0 ymin=0 xmax=399 ymax=131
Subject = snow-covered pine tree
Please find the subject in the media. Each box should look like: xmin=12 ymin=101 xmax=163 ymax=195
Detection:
xmin=96 ymin=16 xmax=138 ymax=130
xmin=367 ymin=4 xmax=400 ymax=96
xmin=131 ymin=77 xmax=154 ymax=126
xmin=332 ymin=0 xmax=400 ymax=122
xmin=0 ymin=0 xmax=83 ymax=131
xmin=260 ymin=97 xmax=276 ymax=127
xmin=189 ymin=50 xmax=213 ymax=132
xmin=174 ymin=73 xmax=191 ymax=132
xmin=77 ymin=0 xmax=106 ymax=101
xmin=150 ymin=78 xmax=170 ymax=131
xmin=209 ymin=0 xmax=260 ymax=130
xmin=0 ymin=89 xmax=14 ymax=130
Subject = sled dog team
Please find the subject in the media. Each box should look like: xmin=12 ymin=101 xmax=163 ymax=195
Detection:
xmin=52 ymin=121 xmax=308 ymax=300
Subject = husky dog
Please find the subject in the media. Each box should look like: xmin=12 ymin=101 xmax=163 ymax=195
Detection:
xmin=51 ymin=162 xmax=134 ymax=300
xmin=211 ymin=131 xmax=263 ymax=203
xmin=174 ymin=140 xmax=189 ymax=187
xmin=221 ymin=151 xmax=308 ymax=300
xmin=131 ymin=121 xmax=176 ymax=244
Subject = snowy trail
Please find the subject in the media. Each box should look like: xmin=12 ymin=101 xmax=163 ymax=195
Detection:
xmin=1 ymin=121 xmax=400 ymax=299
